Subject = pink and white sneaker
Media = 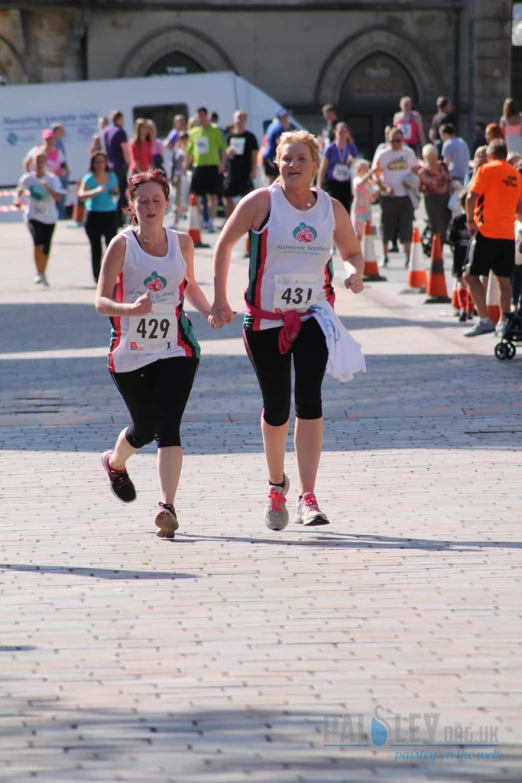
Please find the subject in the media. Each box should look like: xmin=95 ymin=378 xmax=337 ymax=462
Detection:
xmin=295 ymin=492 xmax=330 ymax=526
xmin=264 ymin=474 xmax=290 ymax=531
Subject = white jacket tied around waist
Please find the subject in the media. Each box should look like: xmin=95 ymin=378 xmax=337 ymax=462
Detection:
xmin=311 ymin=300 xmax=366 ymax=382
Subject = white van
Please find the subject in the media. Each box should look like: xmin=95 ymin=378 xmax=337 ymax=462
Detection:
xmin=0 ymin=71 xmax=292 ymax=187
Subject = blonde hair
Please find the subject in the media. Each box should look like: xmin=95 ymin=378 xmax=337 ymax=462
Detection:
xmin=354 ymin=158 xmax=370 ymax=174
xmin=422 ymin=143 xmax=438 ymax=160
xmin=508 ymin=151 xmax=522 ymax=167
xmin=275 ymin=130 xmax=320 ymax=167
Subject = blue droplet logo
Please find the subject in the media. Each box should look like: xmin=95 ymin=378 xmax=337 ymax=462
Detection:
xmin=369 ymin=707 xmax=390 ymax=749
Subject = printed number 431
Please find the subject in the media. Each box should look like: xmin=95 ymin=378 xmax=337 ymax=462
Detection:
xmin=137 ymin=318 xmax=170 ymax=339
xmin=281 ymin=287 xmax=313 ymax=305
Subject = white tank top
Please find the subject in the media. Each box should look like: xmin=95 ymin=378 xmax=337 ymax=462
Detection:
xmin=108 ymin=228 xmax=199 ymax=373
xmin=244 ymin=182 xmax=336 ymax=331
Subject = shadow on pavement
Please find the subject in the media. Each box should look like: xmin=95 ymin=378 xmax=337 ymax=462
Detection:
xmin=1 ymin=701 xmax=519 ymax=781
xmin=0 ymin=564 xmax=197 ymax=580
xmin=176 ymin=530 xmax=521 ymax=552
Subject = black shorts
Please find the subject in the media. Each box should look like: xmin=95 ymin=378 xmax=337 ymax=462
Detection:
xmin=467 ymin=232 xmax=515 ymax=278
xmin=263 ymin=158 xmax=279 ymax=178
xmin=27 ymin=220 xmax=55 ymax=255
xmin=381 ymin=196 xmax=414 ymax=244
xmin=190 ymin=165 xmax=220 ymax=196
xmin=224 ymin=175 xmax=253 ymax=199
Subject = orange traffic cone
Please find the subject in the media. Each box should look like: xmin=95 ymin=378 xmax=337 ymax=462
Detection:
xmin=486 ymin=270 xmax=500 ymax=324
xmin=425 ymin=234 xmax=450 ymax=303
xmin=362 ymin=219 xmax=386 ymax=281
xmin=401 ymin=227 xmax=426 ymax=292
xmin=72 ymin=183 xmax=85 ymax=226
xmin=188 ymin=193 xmax=209 ymax=249
xmin=450 ymin=276 xmax=459 ymax=310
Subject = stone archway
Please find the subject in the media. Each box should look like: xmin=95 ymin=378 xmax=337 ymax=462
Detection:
xmin=0 ymin=34 xmax=27 ymax=84
xmin=316 ymin=27 xmax=440 ymax=109
xmin=118 ymin=26 xmax=235 ymax=78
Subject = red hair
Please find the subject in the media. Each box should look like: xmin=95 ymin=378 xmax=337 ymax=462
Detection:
xmin=128 ymin=168 xmax=170 ymax=202
xmin=127 ymin=169 xmax=170 ymax=224
xmin=485 ymin=123 xmax=505 ymax=141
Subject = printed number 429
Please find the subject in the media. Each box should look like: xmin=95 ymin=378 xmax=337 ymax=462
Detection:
xmin=281 ymin=287 xmax=313 ymax=305
xmin=136 ymin=318 xmax=170 ymax=339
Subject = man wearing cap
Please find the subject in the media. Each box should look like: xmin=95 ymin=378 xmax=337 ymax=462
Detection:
xmin=263 ymin=109 xmax=291 ymax=184
xmin=23 ymin=129 xmax=65 ymax=178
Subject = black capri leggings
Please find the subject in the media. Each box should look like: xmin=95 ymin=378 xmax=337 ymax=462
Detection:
xmin=244 ymin=317 xmax=328 ymax=427
xmin=85 ymin=210 xmax=118 ymax=282
xmin=111 ymin=356 xmax=199 ymax=449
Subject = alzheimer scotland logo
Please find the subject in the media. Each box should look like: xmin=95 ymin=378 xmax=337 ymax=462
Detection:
xmin=292 ymin=222 xmax=317 ymax=243
xmin=323 ymin=705 xmax=499 ymax=765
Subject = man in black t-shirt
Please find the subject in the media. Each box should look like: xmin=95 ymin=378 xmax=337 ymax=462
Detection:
xmin=429 ymin=96 xmax=457 ymax=158
xmin=224 ymin=110 xmax=259 ymax=217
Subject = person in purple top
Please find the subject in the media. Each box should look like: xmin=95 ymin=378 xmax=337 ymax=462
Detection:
xmin=318 ymin=122 xmax=358 ymax=214
xmin=102 ymin=110 xmax=130 ymax=226
xmin=263 ymin=109 xmax=291 ymax=184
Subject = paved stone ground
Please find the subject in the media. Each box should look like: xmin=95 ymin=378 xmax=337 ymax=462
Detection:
xmin=1 ymin=217 xmax=521 ymax=782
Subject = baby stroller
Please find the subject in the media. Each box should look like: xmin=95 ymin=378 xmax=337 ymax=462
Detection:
xmin=494 ymin=309 xmax=522 ymax=360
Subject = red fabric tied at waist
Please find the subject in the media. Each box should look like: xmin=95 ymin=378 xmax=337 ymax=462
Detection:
xmin=244 ymin=289 xmax=335 ymax=354
xmin=244 ymin=298 xmax=308 ymax=354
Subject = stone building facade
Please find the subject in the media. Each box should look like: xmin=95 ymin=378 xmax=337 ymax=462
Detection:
xmin=0 ymin=1 xmax=513 ymax=154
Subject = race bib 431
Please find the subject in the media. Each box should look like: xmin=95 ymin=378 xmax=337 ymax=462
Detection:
xmin=273 ymin=274 xmax=322 ymax=314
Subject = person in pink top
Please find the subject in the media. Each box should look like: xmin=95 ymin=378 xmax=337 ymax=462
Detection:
xmin=500 ymin=98 xmax=522 ymax=157
xmin=393 ymin=96 xmax=425 ymax=158
xmin=23 ymin=129 xmax=65 ymax=177
xmin=350 ymin=159 xmax=383 ymax=240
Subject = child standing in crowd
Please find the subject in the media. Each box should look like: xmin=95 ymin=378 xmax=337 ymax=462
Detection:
xmin=350 ymin=159 xmax=382 ymax=241
xmin=447 ymin=190 xmax=474 ymax=322
xmin=170 ymin=132 xmax=189 ymax=225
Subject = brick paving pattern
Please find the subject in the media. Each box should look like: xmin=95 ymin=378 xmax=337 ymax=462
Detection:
xmin=1 ymin=220 xmax=521 ymax=782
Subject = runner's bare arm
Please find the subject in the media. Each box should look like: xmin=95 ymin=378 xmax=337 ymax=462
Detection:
xmin=250 ymin=150 xmax=258 ymax=181
xmin=209 ymin=189 xmax=270 ymax=328
xmin=121 ymin=142 xmax=130 ymax=168
xmin=331 ymin=199 xmax=364 ymax=293
xmin=318 ymin=157 xmax=329 ymax=189
xmin=43 ymin=182 xmax=64 ymax=203
xmin=178 ymin=233 xmax=212 ymax=319
xmin=96 ymin=235 xmax=153 ymax=317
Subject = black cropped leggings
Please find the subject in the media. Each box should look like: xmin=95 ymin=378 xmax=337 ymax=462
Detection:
xmin=85 ymin=210 xmax=118 ymax=282
xmin=111 ymin=356 xmax=199 ymax=449
xmin=243 ymin=317 xmax=328 ymax=427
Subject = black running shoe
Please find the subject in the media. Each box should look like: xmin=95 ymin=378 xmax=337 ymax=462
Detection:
xmin=101 ymin=451 xmax=136 ymax=503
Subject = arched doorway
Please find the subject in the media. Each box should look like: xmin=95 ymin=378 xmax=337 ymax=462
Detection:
xmin=146 ymin=51 xmax=205 ymax=77
xmin=316 ymin=28 xmax=439 ymax=158
xmin=340 ymin=52 xmax=419 ymax=157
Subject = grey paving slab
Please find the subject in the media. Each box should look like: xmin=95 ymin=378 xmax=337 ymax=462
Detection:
xmin=0 ymin=219 xmax=521 ymax=782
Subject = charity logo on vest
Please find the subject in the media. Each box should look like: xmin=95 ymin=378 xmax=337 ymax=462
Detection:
xmin=293 ymin=223 xmax=317 ymax=243
xmin=144 ymin=272 xmax=167 ymax=292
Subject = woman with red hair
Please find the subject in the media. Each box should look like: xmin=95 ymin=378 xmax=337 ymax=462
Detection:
xmin=96 ymin=169 xmax=212 ymax=538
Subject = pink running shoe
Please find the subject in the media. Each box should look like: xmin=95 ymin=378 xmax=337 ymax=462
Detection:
xmin=295 ymin=492 xmax=329 ymax=526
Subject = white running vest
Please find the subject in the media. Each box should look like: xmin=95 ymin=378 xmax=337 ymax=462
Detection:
xmin=108 ymin=228 xmax=199 ymax=373
xmin=245 ymin=182 xmax=336 ymax=331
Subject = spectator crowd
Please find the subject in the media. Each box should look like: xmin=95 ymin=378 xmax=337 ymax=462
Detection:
xmin=13 ymin=92 xmax=522 ymax=341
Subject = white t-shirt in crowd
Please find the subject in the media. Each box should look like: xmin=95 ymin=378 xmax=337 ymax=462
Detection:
xmin=18 ymin=172 xmax=64 ymax=224
xmin=372 ymin=145 xmax=417 ymax=197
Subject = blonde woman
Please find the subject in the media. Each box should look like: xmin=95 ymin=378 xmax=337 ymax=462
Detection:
xmin=208 ymin=130 xmax=365 ymax=530
xmin=500 ymin=98 xmax=522 ymax=156
xmin=418 ymin=143 xmax=451 ymax=239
